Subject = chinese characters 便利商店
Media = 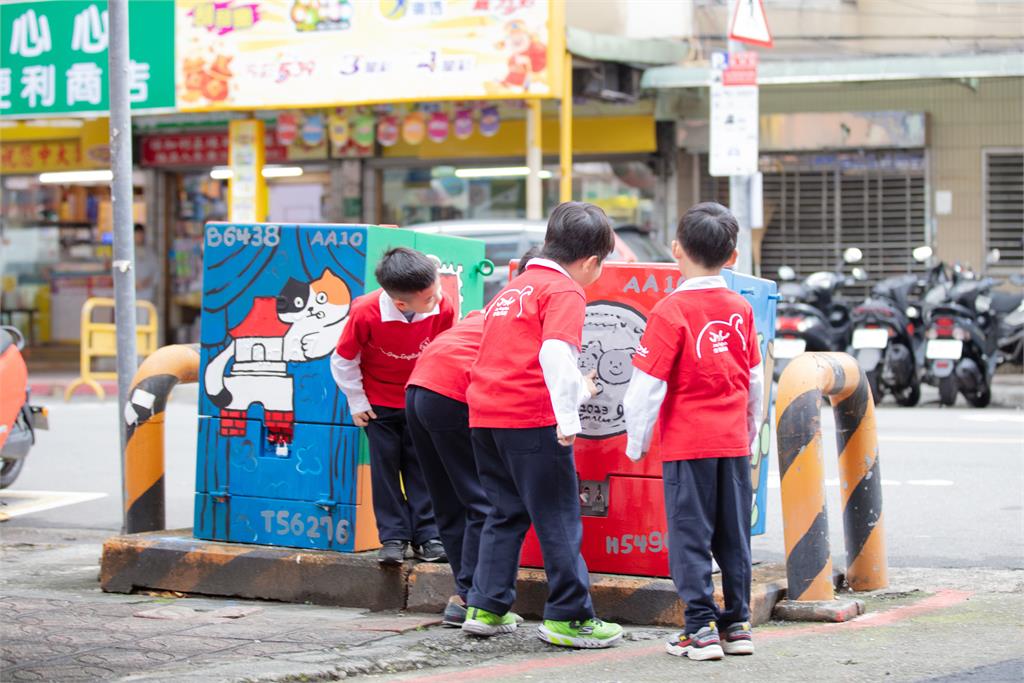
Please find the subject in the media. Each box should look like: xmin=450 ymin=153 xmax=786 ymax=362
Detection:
xmin=2 ymin=5 xmax=151 ymax=111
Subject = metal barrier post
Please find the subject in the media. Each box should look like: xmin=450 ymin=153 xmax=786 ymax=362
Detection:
xmin=122 ymin=344 xmax=200 ymax=534
xmin=775 ymin=352 xmax=888 ymax=601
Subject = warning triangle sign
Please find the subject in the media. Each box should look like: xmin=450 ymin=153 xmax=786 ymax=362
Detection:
xmin=729 ymin=0 xmax=773 ymax=47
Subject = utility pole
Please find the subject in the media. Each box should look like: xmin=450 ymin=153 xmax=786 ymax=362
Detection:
xmin=728 ymin=36 xmax=754 ymax=275
xmin=108 ymin=0 xmax=138 ymax=533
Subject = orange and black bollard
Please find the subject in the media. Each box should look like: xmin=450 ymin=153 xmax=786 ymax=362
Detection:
xmin=123 ymin=344 xmax=200 ymax=534
xmin=775 ymin=352 xmax=887 ymax=601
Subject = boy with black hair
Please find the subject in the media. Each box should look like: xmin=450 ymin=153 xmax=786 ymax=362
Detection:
xmin=623 ymin=202 xmax=764 ymax=661
xmin=463 ymin=202 xmax=623 ymax=649
xmin=331 ymin=247 xmax=455 ymax=565
xmin=405 ymin=248 xmax=540 ymax=628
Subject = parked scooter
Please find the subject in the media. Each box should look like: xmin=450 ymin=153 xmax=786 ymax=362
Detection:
xmin=994 ymin=274 xmax=1024 ymax=366
xmin=0 ymin=326 xmax=48 ymax=488
xmin=848 ymin=246 xmax=937 ymax=407
xmin=923 ymin=252 xmax=1003 ymax=408
xmin=773 ymin=248 xmax=867 ymax=381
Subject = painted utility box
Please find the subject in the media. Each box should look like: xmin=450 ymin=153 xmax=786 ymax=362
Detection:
xmin=519 ymin=263 xmax=777 ymax=578
xmin=194 ymin=223 xmax=486 ymax=552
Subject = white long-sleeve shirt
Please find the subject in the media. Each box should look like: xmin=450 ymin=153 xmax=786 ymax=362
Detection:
xmin=622 ymin=275 xmax=764 ymax=461
xmin=539 ymin=339 xmax=593 ymax=437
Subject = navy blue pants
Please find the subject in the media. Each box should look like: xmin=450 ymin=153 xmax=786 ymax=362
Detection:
xmin=405 ymin=386 xmax=490 ymax=600
xmin=364 ymin=405 xmax=439 ymax=546
xmin=664 ymin=456 xmax=752 ymax=633
xmin=468 ymin=426 xmax=594 ymax=621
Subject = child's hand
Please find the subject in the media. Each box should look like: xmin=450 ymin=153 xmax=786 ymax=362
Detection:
xmin=352 ymin=409 xmax=377 ymax=427
xmin=626 ymin=449 xmax=647 ymax=463
xmin=584 ymin=370 xmax=600 ymax=398
xmin=557 ymin=426 xmax=576 ymax=447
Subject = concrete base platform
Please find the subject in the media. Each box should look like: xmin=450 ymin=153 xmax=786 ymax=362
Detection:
xmin=773 ymin=597 xmax=866 ymax=622
xmin=102 ymin=529 xmax=792 ymax=627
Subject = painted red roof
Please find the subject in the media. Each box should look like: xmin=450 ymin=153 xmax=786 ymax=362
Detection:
xmin=230 ymin=297 xmax=289 ymax=338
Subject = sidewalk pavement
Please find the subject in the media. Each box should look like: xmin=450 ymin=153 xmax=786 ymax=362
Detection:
xmin=4 ymin=525 xmax=1024 ymax=682
xmin=2 ymin=526 xmax=669 ymax=682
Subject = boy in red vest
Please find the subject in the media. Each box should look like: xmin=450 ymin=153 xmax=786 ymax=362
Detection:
xmin=623 ymin=202 xmax=764 ymax=661
xmin=330 ymin=247 xmax=455 ymax=565
xmin=405 ymin=248 xmax=539 ymax=628
xmin=463 ymin=202 xmax=623 ymax=649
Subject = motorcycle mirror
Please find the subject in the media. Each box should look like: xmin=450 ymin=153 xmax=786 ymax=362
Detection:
xmin=852 ymin=267 xmax=868 ymax=281
xmin=778 ymin=266 xmax=796 ymax=281
xmin=912 ymin=245 xmax=933 ymax=263
xmin=843 ymin=247 xmax=864 ymax=264
xmin=986 ymin=248 xmax=1001 ymax=266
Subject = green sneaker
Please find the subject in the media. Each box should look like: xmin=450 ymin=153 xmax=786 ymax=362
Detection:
xmin=538 ymin=618 xmax=623 ymax=649
xmin=461 ymin=606 xmax=520 ymax=636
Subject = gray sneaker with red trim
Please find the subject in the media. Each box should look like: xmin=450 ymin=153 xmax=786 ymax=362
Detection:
xmin=722 ymin=621 xmax=754 ymax=655
xmin=665 ymin=622 xmax=724 ymax=660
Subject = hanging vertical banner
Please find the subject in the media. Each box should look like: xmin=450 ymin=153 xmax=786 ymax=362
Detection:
xmin=0 ymin=0 xmax=175 ymax=117
xmin=174 ymin=0 xmax=566 ymax=111
xmin=228 ymin=119 xmax=266 ymax=223
xmin=709 ymin=51 xmax=759 ymax=177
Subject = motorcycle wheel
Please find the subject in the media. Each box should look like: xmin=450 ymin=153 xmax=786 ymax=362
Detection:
xmin=938 ymin=376 xmax=958 ymax=407
xmin=967 ymin=386 xmax=992 ymax=408
xmin=894 ymin=375 xmax=922 ymax=408
xmin=0 ymin=458 xmax=25 ymax=489
xmin=866 ymin=370 xmax=883 ymax=405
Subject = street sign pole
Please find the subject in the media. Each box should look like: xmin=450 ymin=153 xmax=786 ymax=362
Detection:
xmin=108 ymin=0 xmax=138 ymax=533
xmin=728 ymin=38 xmax=754 ymax=275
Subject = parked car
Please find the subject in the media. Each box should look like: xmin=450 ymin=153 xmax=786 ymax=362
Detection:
xmin=614 ymin=224 xmax=674 ymax=263
xmin=406 ymin=219 xmax=637 ymax=303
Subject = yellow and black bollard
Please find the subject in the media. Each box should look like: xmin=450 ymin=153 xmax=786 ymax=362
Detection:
xmin=775 ymin=352 xmax=887 ymax=603
xmin=123 ymin=344 xmax=200 ymax=534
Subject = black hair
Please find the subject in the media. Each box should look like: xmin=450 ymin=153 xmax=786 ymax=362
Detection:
xmin=375 ymin=247 xmax=438 ymax=297
xmin=540 ymin=202 xmax=615 ymax=265
xmin=677 ymin=202 xmax=739 ymax=269
xmin=516 ymin=245 xmax=542 ymax=275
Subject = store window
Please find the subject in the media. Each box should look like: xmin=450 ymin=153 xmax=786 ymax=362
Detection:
xmin=1 ymin=174 xmax=147 ymax=348
xmin=379 ymin=160 xmax=657 ymax=228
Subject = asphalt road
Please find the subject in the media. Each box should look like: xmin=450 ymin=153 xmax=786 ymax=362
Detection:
xmin=3 ymin=388 xmax=1023 ymax=570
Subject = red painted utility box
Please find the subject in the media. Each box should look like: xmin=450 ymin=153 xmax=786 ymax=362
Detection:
xmin=518 ymin=262 xmax=777 ymax=578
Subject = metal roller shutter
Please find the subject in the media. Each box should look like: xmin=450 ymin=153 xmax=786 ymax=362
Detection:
xmin=700 ymin=152 xmax=927 ymax=297
xmin=984 ymin=150 xmax=1024 ymax=269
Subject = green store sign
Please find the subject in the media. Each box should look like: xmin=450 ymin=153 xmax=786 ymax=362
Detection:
xmin=0 ymin=0 xmax=174 ymax=117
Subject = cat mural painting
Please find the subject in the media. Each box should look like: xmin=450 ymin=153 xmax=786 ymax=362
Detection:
xmin=204 ymin=270 xmax=351 ymax=452
xmin=194 ymin=223 xmax=486 ymax=553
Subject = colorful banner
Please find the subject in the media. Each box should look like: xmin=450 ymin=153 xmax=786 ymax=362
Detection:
xmin=0 ymin=0 xmax=175 ymax=117
xmin=175 ymin=0 xmax=565 ymax=112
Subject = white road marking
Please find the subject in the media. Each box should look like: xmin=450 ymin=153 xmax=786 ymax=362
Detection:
xmin=769 ymin=478 xmax=911 ymax=489
xmin=879 ymin=435 xmax=1022 ymax=445
xmin=959 ymin=414 xmax=1024 ymax=424
xmin=906 ymin=479 xmax=955 ymax=487
xmin=0 ymin=490 xmax=107 ymax=520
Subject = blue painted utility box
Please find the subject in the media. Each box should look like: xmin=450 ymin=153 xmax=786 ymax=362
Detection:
xmin=194 ymin=223 xmax=486 ymax=552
